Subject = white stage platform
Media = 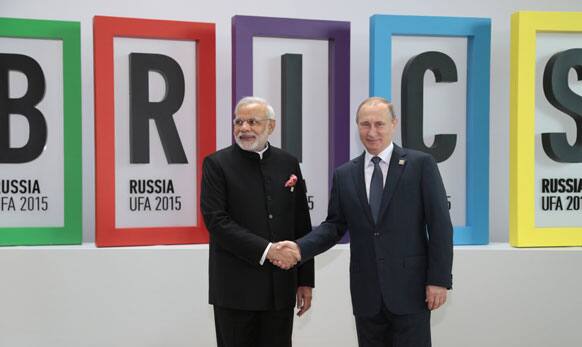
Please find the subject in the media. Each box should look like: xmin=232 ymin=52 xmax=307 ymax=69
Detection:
xmin=0 ymin=243 xmax=581 ymax=347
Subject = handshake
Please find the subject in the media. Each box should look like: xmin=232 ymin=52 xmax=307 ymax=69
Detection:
xmin=267 ymin=241 xmax=301 ymax=270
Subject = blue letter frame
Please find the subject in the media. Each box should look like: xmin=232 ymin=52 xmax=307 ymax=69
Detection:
xmin=370 ymin=15 xmax=491 ymax=244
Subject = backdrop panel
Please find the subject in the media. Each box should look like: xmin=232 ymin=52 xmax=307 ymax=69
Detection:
xmin=0 ymin=18 xmax=81 ymax=246
xmin=370 ymin=15 xmax=491 ymax=245
xmin=93 ymin=16 xmax=215 ymax=247
xmin=510 ymin=11 xmax=582 ymax=247
xmin=232 ymin=15 xmax=350 ymax=240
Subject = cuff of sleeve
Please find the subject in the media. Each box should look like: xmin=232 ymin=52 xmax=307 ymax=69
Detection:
xmin=427 ymin=275 xmax=453 ymax=290
xmin=259 ymin=242 xmax=273 ymax=265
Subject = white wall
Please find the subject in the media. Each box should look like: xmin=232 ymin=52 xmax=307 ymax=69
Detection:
xmin=3 ymin=1 xmax=582 ymax=346
xmin=0 ymin=245 xmax=581 ymax=347
xmin=4 ymin=0 xmax=582 ymax=243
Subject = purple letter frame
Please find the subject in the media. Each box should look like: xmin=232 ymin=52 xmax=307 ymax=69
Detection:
xmin=232 ymin=15 xmax=350 ymax=188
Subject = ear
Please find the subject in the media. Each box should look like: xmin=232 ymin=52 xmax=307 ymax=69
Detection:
xmin=391 ymin=116 xmax=398 ymax=129
xmin=267 ymin=119 xmax=276 ymax=134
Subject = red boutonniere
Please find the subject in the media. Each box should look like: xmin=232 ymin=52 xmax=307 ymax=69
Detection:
xmin=285 ymin=174 xmax=298 ymax=192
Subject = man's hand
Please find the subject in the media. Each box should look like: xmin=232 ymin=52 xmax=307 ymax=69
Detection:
xmin=296 ymin=286 xmax=313 ymax=317
xmin=267 ymin=241 xmax=301 ymax=269
xmin=425 ymin=285 xmax=447 ymax=311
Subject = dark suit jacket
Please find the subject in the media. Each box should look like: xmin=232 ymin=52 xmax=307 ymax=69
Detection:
xmin=201 ymin=144 xmax=314 ymax=311
xmin=298 ymin=145 xmax=452 ymax=316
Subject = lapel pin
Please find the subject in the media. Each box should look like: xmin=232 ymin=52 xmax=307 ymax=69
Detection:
xmin=398 ymin=159 xmax=406 ymax=166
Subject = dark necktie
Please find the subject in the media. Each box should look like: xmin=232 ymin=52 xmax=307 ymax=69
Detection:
xmin=369 ymin=156 xmax=383 ymax=223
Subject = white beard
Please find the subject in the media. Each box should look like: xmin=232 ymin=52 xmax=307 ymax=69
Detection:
xmin=235 ymin=126 xmax=270 ymax=152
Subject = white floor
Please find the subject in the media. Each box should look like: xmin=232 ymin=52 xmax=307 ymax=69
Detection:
xmin=0 ymin=243 xmax=581 ymax=347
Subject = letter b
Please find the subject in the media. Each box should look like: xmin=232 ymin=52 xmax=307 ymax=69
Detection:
xmin=0 ymin=53 xmax=47 ymax=163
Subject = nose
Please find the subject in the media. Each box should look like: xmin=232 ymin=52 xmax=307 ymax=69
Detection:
xmin=240 ymin=121 xmax=251 ymax=131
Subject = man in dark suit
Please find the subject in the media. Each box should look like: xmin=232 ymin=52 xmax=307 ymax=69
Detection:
xmin=275 ymin=97 xmax=453 ymax=346
xmin=200 ymin=96 xmax=314 ymax=347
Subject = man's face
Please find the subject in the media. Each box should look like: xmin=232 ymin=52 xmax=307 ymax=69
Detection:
xmin=233 ymin=102 xmax=275 ymax=151
xmin=357 ymin=103 xmax=397 ymax=155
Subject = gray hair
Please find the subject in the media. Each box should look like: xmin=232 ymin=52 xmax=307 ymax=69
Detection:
xmin=355 ymin=96 xmax=396 ymax=122
xmin=234 ymin=96 xmax=276 ymax=120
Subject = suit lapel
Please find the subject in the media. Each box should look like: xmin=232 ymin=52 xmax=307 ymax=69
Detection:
xmin=350 ymin=153 xmax=374 ymax=225
xmin=378 ymin=145 xmax=406 ymax=221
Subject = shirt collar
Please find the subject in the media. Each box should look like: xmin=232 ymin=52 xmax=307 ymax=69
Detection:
xmin=365 ymin=142 xmax=394 ymax=166
xmin=256 ymin=143 xmax=269 ymax=159
xmin=235 ymin=142 xmax=271 ymax=160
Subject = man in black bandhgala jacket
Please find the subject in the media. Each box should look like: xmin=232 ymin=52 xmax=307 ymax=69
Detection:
xmin=200 ymin=96 xmax=314 ymax=347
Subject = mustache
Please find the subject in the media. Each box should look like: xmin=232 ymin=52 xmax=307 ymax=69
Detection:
xmin=237 ymin=132 xmax=257 ymax=139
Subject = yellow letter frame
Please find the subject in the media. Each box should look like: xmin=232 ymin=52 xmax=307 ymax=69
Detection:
xmin=510 ymin=11 xmax=582 ymax=247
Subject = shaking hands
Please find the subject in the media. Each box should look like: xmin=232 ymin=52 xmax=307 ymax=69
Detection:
xmin=267 ymin=241 xmax=301 ymax=270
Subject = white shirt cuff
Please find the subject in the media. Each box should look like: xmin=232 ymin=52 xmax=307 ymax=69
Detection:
xmin=259 ymin=242 xmax=273 ymax=265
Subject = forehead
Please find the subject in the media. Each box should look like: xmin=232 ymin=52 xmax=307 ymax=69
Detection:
xmin=236 ymin=102 xmax=267 ymax=117
xmin=357 ymin=103 xmax=391 ymax=122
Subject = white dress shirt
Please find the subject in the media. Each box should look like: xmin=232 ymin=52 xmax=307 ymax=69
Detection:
xmin=364 ymin=143 xmax=394 ymax=201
